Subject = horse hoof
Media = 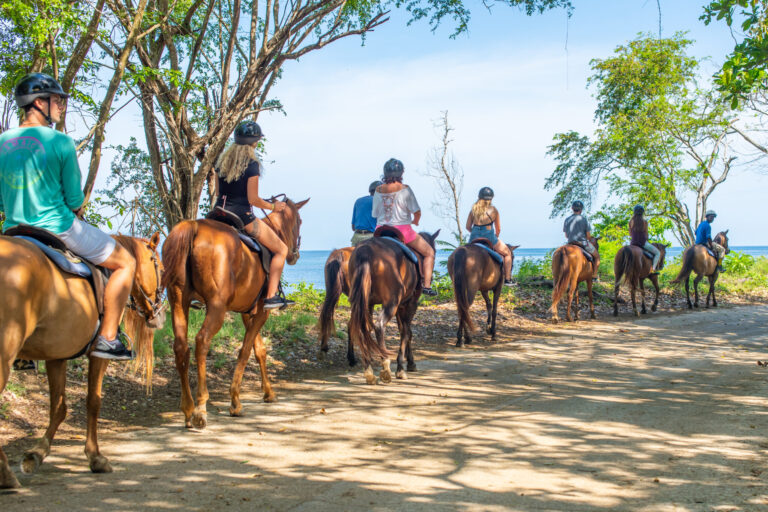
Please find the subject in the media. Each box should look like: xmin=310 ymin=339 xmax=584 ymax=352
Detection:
xmin=20 ymin=452 xmax=42 ymax=474
xmin=551 ymin=318 xmax=559 ymax=324
xmin=365 ymin=373 xmax=376 ymax=385
xmin=456 ymin=341 xmax=464 ymax=348
xmin=318 ymin=350 xmax=326 ymax=360
xmin=0 ymin=464 xmax=21 ymax=489
xmin=651 ymin=305 xmax=657 ymax=312
xmin=229 ymin=405 xmax=243 ymax=417
xmin=263 ymin=392 xmax=277 ymax=403
xmin=191 ymin=412 xmax=207 ymax=430
xmin=590 ymin=313 xmax=596 ymax=319
xmin=641 ymin=310 xmax=647 ymax=315
xmin=407 ymin=363 xmax=417 ymax=372
xmin=634 ymin=311 xmax=640 ymax=318
xmin=491 ymin=335 xmax=497 ymax=341
xmin=89 ymin=455 xmax=112 ymax=474
xmin=694 ymin=303 xmax=699 ymax=308
xmin=380 ymin=370 xmax=392 ymax=384
xmin=347 ymin=358 xmax=358 ymax=368
xmin=396 ymin=370 xmax=407 ymax=380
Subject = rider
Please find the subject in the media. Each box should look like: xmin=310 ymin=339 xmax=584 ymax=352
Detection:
xmin=372 ymin=158 xmax=437 ymax=296
xmin=695 ymin=210 xmax=725 ymax=272
xmin=465 ymin=187 xmax=514 ymax=286
xmin=0 ymin=73 xmax=135 ymax=360
xmin=213 ymin=121 xmax=293 ymax=309
xmin=563 ymin=200 xmax=598 ymax=278
xmin=628 ymin=205 xmax=660 ymax=274
xmin=350 ymin=180 xmax=381 ymax=246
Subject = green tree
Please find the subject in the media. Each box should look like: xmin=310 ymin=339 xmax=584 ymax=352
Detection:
xmin=545 ymin=35 xmax=741 ymax=247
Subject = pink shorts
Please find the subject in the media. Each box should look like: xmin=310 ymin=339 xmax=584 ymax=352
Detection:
xmin=379 ymin=224 xmax=418 ymax=244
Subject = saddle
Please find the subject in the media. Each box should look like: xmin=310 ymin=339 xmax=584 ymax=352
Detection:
xmin=206 ymin=206 xmax=271 ymax=274
xmin=4 ymin=224 xmax=109 ymax=360
xmin=568 ymin=241 xmax=593 ymax=262
xmin=695 ymin=243 xmax=717 ymax=259
xmin=373 ymin=226 xmax=419 ymax=265
xmin=471 ymin=238 xmax=504 ymax=265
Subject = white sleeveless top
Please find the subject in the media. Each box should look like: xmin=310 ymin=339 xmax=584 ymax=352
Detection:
xmin=372 ymin=186 xmax=421 ymax=226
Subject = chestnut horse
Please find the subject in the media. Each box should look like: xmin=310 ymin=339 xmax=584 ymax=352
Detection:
xmin=161 ymin=198 xmax=307 ymax=429
xmin=317 ymin=246 xmax=356 ymax=366
xmin=0 ymin=232 xmax=163 ymax=489
xmin=347 ymin=230 xmax=439 ymax=385
xmin=549 ymin=236 xmax=600 ymax=323
xmin=613 ymin=243 xmax=668 ymax=317
xmin=447 ymin=243 xmax=519 ymax=347
xmin=672 ymin=231 xmax=730 ymax=309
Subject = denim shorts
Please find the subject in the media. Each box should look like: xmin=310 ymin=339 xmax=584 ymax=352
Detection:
xmin=469 ymin=225 xmax=498 ymax=246
xmin=57 ymin=218 xmax=116 ymax=265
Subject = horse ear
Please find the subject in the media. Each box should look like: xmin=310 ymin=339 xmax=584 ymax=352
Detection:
xmin=295 ymin=198 xmax=310 ymax=209
xmin=724 ymin=229 xmax=729 ymax=235
xmin=149 ymin=231 xmax=161 ymax=250
xmin=510 ymin=245 xmax=520 ymax=251
xmin=432 ymin=229 xmax=441 ymax=239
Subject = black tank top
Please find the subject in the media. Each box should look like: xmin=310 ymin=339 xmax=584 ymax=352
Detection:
xmin=216 ymin=160 xmax=260 ymax=207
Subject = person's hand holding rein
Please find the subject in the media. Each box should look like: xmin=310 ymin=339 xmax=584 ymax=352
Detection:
xmin=271 ymin=200 xmax=286 ymax=213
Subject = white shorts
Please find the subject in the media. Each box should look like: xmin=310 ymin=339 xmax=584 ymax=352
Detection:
xmin=57 ymin=218 xmax=116 ymax=265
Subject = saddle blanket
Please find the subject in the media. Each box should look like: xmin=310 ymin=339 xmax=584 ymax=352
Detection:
xmin=380 ymin=235 xmax=419 ymax=265
xmin=472 ymin=241 xmax=504 ymax=265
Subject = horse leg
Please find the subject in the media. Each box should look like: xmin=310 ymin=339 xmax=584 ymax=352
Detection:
xmin=346 ymin=325 xmax=357 ymax=367
xmin=631 ymin=284 xmax=639 ymax=317
xmin=587 ymin=278 xmax=596 ymax=319
xmin=640 ymin=279 xmax=647 ymax=315
xmin=490 ymin=286 xmax=501 ymax=340
xmin=693 ymin=274 xmax=703 ymax=308
xmin=394 ymin=312 xmax=408 ymax=380
xmin=0 ymin=357 xmax=20 ymax=488
xmin=169 ymin=287 xmax=195 ymax=428
xmin=248 ymin=309 xmax=276 ymax=402
xmin=565 ymin=278 xmax=577 ymax=323
xmin=229 ymin=311 xmax=264 ymax=416
xmin=377 ymin=300 xmax=398 ymax=384
xmin=84 ymin=357 xmax=112 ymax=473
xmin=481 ymin=290 xmax=492 ymax=335
xmin=613 ymin=277 xmax=620 ymax=317
xmin=651 ymin=275 xmax=660 ymax=312
xmin=707 ymin=275 xmax=717 ymax=308
xmin=573 ymin=281 xmax=581 ymax=321
xmin=190 ymin=302 xmax=227 ymax=430
xmin=21 ymin=360 xmax=68 ymax=474
xmin=684 ymin=277 xmax=692 ymax=309
xmin=399 ymin=297 xmax=419 ymax=376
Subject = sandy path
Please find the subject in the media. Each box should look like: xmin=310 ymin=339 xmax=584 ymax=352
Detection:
xmin=3 ymin=305 xmax=768 ymax=511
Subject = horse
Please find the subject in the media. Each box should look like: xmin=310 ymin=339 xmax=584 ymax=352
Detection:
xmin=317 ymin=246 xmax=356 ymax=366
xmin=613 ymin=242 xmax=669 ymax=317
xmin=347 ymin=229 xmax=440 ymax=385
xmin=672 ymin=231 xmax=730 ymax=309
xmin=549 ymin=236 xmax=600 ymax=323
xmin=0 ymin=232 xmax=164 ymax=489
xmin=161 ymin=198 xmax=308 ymax=429
xmin=447 ymin=242 xmax=519 ymax=347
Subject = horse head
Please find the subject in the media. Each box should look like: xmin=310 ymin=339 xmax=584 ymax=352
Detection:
xmin=277 ymin=197 xmax=309 ymax=265
xmin=653 ymin=242 xmax=671 ymax=270
xmin=715 ymin=230 xmax=730 ymax=255
xmin=419 ymin=229 xmax=441 ymax=250
xmin=507 ymin=244 xmax=520 ymax=270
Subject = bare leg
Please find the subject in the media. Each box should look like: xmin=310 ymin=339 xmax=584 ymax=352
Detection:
xmin=407 ymin=236 xmax=435 ymax=288
xmin=494 ymin=240 xmax=512 ymax=280
xmin=85 ymin=357 xmax=112 ymax=473
xmin=21 ymin=360 xmax=68 ymax=474
xmin=250 ymin=219 xmax=288 ymax=299
xmin=97 ymin=243 xmax=136 ymax=339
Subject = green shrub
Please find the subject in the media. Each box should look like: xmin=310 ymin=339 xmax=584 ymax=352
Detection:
xmin=725 ymin=251 xmax=755 ymax=275
xmin=286 ymin=281 xmax=325 ymax=311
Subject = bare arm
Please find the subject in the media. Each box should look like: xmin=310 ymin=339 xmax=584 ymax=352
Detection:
xmin=412 ymin=210 xmax=421 ymax=226
xmin=247 ymin=176 xmax=284 ymax=212
xmin=465 ymin=211 xmax=473 ymax=232
xmin=494 ymin=211 xmax=501 ymax=237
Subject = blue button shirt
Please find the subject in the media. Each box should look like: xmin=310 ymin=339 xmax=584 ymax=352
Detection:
xmin=351 ymin=195 xmax=376 ymax=232
xmin=695 ymin=220 xmax=711 ymax=245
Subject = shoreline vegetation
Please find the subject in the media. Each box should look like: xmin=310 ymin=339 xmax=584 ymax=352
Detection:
xmin=2 ymin=249 xmax=766 ymax=452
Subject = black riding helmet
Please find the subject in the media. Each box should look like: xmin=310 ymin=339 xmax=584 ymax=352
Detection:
xmin=478 ymin=187 xmax=494 ymax=200
xmin=383 ymin=158 xmax=404 ymax=178
xmin=572 ymin=200 xmax=584 ymax=211
xmin=368 ymin=180 xmax=382 ymax=194
xmin=633 ymin=204 xmax=645 ymax=215
xmin=15 ymin=73 xmax=69 ymax=108
xmin=234 ymin=121 xmax=264 ymax=145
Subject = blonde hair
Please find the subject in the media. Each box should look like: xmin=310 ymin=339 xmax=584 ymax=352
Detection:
xmin=471 ymin=199 xmax=494 ymax=224
xmin=217 ymin=144 xmax=259 ymax=183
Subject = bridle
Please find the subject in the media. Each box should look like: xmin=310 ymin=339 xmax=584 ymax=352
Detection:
xmin=127 ymin=241 xmax=165 ymax=322
xmin=259 ymin=193 xmax=301 ymax=259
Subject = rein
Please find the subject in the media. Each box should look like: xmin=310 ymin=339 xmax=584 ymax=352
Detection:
xmin=259 ymin=193 xmax=301 ymax=257
xmin=127 ymin=242 xmax=165 ymax=321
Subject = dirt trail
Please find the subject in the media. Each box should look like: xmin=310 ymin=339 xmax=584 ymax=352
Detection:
xmin=3 ymin=305 xmax=768 ymax=511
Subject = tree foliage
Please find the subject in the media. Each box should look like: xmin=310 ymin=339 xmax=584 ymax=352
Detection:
xmin=545 ymin=35 xmax=740 ymax=247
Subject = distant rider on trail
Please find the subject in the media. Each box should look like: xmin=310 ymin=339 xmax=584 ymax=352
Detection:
xmin=350 ymin=180 xmax=381 ymax=246
xmin=372 ymin=158 xmax=437 ymax=296
xmin=213 ymin=121 xmax=294 ymax=309
xmin=465 ymin=186 xmax=514 ymax=286
xmin=694 ymin=210 xmax=725 ymax=273
xmin=628 ymin=205 xmax=661 ymax=274
xmin=563 ymin=200 xmax=598 ymax=279
xmin=0 ymin=73 xmax=136 ymax=360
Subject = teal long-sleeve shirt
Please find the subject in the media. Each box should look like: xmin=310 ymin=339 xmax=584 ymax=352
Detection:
xmin=0 ymin=126 xmax=84 ymax=234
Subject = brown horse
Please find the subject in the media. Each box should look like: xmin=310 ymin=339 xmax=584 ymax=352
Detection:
xmin=549 ymin=236 xmax=600 ymax=323
xmin=347 ymin=230 xmax=439 ymax=385
xmin=0 ymin=232 xmax=163 ymax=489
xmin=672 ymin=231 xmax=730 ymax=309
xmin=447 ymin=243 xmax=519 ymax=347
xmin=613 ymin=243 xmax=669 ymax=317
xmin=161 ymin=198 xmax=308 ymax=429
xmin=317 ymin=246 xmax=356 ymax=366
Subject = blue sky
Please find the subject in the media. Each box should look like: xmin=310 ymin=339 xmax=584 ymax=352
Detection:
xmin=95 ymin=0 xmax=767 ymax=249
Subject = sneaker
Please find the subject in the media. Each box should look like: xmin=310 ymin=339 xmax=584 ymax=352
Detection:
xmin=718 ymin=266 xmax=726 ymax=273
xmin=263 ymin=295 xmax=296 ymax=310
xmin=422 ymin=287 xmax=438 ymax=297
xmin=90 ymin=334 xmax=134 ymax=361
xmin=504 ymin=279 xmax=514 ymax=287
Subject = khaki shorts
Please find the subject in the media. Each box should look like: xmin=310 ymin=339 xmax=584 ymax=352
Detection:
xmin=57 ymin=218 xmax=116 ymax=265
xmin=351 ymin=231 xmax=373 ymax=246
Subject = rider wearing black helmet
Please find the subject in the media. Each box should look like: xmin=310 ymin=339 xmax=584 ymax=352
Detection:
xmin=563 ymin=200 xmax=598 ymax=278
xmin=466 ymin=187 xmax=514 ymax=285
xmin=213 ymin=120 xmax=294 ymax=309
xmin=350 ymin=180 xmax=381 ymax=246
xmin=628 ymin=204 xmax=661 ymax=273
xmin=0 ymin=73 xmax=137 ymax=360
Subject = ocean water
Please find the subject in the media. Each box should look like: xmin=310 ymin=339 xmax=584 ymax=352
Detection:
xmin=283 ymin=246 xmax=768 ymax=291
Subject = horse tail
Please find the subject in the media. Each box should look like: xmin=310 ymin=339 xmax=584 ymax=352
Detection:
xmin=348 ymin=247 xmax=390 ymax=361
xmin=451 ymin=247 xmax=475 ymax=332
xmin=549 ymin=248 xmax=570 ymax=314
xmin=318 ymin=252 xmax=345 ymax=343
xmin=161 ymin=220 xmax=198 ymax=290
xmin=672 ymin=247 xmax=695 ymax=284
xmin=614 ymin=246 xmax=633 ymax=287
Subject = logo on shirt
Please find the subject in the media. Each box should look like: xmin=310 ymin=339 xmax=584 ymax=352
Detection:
xmin=0 ymin=136 xmax=46 ymax=189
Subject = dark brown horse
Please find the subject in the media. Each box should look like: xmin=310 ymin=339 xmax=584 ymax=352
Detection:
xmin=549 ymin=236 xmax=600 ymax=323
xmin=672 ymin=231 xmax=730 ymax=309
xmin=347 ymin=230 xmax=439 ymax=385
xmin=161 ymin=198 xmax=308 ymax=429
xmin=317 ymin=246 xmax=356 ymax=365
xmin=0 ymin=233 xmax=163 ymax=489
xmin=613 ymin=243 xmax=669 ymax=317
xmin=448 ymin=243 xmax=519 ymax=347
